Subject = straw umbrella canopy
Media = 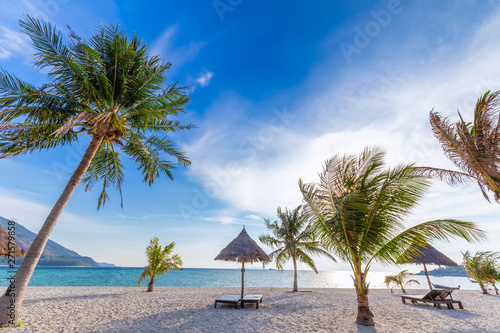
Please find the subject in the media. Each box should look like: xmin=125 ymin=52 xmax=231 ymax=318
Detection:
xmin=0 ymin=225 xmax=26 ymax=258
xmin=397 ymin=243 xmax=458 ymax=289
xmin=215 ymin=227 xmax=271 ymax=299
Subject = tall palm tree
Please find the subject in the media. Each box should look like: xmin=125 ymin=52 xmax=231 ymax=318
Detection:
xmin=384 ymin=270 xmax=419 ymax=293
xmin=259 ymin=206 xmax=335 ymax=292
xmin=300 ymin=147 xmax=485 ymax=326
xmin=419 ymin=91 xmax=500 ymax=202
xmin=462 ymin=251 xmax=500 ymax=294
xmin=0 ymin=17 xmax=192 ymax=326
xmin=138 ymin=238 xmax=182 ymax=292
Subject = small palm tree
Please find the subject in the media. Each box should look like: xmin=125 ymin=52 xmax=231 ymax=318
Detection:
xmin=138 ymin=238 xmax=182 ymax=292
xmin=0 ymin=17 xmax=192 ymax=325
xmin=259 ymin=206 xmax=335 ymax=292
xmin=462 ymin=251 xmax=500 ymax=294
xmin=419 ymin=91 xmax=500 ymax=202
xmin=485 ymin=264 xmax=500 ymax=295
xmin=300 ymin=147 xmax=486 ymax=326
xmin=384 ymin=270 xmax=419 ymax=293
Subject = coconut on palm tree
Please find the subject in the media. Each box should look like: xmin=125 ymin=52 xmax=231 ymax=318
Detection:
xmin=419 ymin=91 xmax=500 ymax=202
xmin=0 ymin=17 xmax=192 ymax=326
xmin=384 ymin=270 xmax=419 ymax=293
xmin=462 ymin=251 xmax=500 ymax=294
xmin=138 ymin=238 xmax=182 ymax=292
xmin=259 ymin=206 xmax=335 ymax=292
xmin=300 ymin=147 xmax=485 ymax=326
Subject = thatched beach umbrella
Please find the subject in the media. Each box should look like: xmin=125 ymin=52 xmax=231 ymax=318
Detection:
xmin=397 ymin=243 xmax=458 ymax=289
xmin=0 ymin=225 xmax=26 ymax=258
xmin=215 ymin=227 xmax=271 ymax=299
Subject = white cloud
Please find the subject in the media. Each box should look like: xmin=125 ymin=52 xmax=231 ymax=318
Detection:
xmin=195 ymin=70 xmax=214 ymax=87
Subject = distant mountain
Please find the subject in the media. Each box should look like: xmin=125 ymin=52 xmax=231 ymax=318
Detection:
xmin=98 ymin=262 xmax=117 ymax=267
xmin=0 ymin=217 xmax=100 ymax=267
xmin=415 ymin=266 xmax=468 ymax=277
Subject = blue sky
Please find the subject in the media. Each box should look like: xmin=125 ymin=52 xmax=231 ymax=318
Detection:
xmin=0 ymin=0 xmax=499 ymax=271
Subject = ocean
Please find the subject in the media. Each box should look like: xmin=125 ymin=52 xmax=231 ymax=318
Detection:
xmin=0 ymin=267 xmax=484 ymax=291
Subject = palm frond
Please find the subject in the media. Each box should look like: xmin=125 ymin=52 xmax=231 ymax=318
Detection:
xmin=429 ymin=91 xmax=500 ymax=202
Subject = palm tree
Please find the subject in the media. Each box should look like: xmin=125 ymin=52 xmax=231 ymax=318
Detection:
xmin=259 ymin=206 xmax=335 ymax=292
xmin=299 ymin=147 xmax=486 ymax=326
xmin=138 ymin=238 xmax=182 ymax=292
xmin=0 ymin=17 xmax=192 ymax=325
xmin=384 ymin=270 xmax=419 ymax=293
xmin=462 ymin=251 xmax=500 ymax=294
xmin=485 ymin=264 xmax=500 ymax=295
xmin=419 ymin=91 xmax=500 ymax=202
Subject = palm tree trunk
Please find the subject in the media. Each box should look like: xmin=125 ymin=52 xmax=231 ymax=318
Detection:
xmin=399 ymin=282 xmax=406 ymax=294
xmin=147 ymin=277 xmax=155 ymax=292
xmin=292 ymin=255 xmax=298 ymax=292
xmin=353 ymin=271 xmax=374 ymax=326
xmin=0 ymin=135 xmax=104 ymax=326
xmin=356 ymin=292 xmax=374 ymax=326
xmin=479 ymin=282 xmax=489 ymax=294
xmin=491 ymin=283 xmax=499 ymax=295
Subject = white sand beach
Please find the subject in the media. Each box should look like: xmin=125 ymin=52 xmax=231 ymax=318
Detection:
xmin=4 ymin=287 xmax=500 ymax=332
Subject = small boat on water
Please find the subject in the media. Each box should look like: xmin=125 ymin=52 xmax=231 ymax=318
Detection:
xmin=432 ymin=283 xmax=460 ymax=290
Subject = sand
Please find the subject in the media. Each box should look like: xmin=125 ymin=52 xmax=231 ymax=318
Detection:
xmin=4 ymin=287 xmax=500 ymax=332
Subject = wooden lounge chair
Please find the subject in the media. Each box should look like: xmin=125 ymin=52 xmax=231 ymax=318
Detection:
xmin=242 ymin=294 xmax=263 ymax=309
xmin=214 ymin=295 xmax=241 ymax=309
xmin=401 ymin=289 xmax=463 ymax=309
xmin=436 ymin=289 xmax=463 ymax=309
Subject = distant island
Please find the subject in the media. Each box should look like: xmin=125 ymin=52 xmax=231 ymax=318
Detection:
xmin=98 ymin=262 xmax=117 ymax=267
xmin=415 ymin=266 xmax=468 ymax=277
xmin=0 ymin=217 xmax=114 ymax=267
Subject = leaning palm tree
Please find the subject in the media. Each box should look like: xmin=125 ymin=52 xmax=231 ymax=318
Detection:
xmin=0 ymin=17 xmax=192 ymax=325
xmin=462 ymin=251 xmax=500 ymax=294
xmin=259 ymin=206 xmax=335 ymax=292
xmin=138 ymin=238 xmax=182 ymax=292
xmin=485 ymin=263 xmax=500 ymax=295
xmin=384 ymin=270 xmax=419 ymax=293
xmin=419 ymin=91 xmax=500 ymax=202
xmin=300 ymin=147 xmax=485 ymax=326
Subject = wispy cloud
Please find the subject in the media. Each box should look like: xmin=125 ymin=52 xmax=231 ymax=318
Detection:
xmin=0 ymin=188 xmax=121 ymax=235
xmin=0 ymin=26 xmax=29 ymax=59
xmin=150 ymin=26 xmax=206 ymax=71
xmin=199 ymin=215 xmax=261 ymax=226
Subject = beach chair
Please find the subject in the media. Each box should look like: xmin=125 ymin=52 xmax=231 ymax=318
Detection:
xmin=214 ymin=295 xmax=241 ymax=309
xmin=436 ymin=289 xmax=463 ymax=309
xmin=242 ymin=294 xmax=263 ymax=309
xmin=401 ymin=289 xmax=463 ymax=309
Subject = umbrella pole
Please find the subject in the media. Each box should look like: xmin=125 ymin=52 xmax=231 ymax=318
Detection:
xmin=241 ymin=260 xmax=245 ymax=300
xmin=423 ymin=263 xmax=432 ymax=289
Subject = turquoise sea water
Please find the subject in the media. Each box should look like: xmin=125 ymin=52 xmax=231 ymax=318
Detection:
xmin=0 ymin=267 xmax=484 ymax=291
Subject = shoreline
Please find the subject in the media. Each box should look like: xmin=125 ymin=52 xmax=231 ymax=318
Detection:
xmin=5 ymin=287 xmax=500 ymax=332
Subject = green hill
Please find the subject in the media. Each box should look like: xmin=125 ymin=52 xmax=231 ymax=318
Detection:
xmin=415 ymin=266 xmax=468 ymax=277
xmin=0 ymin=217 xmax=100 ymax=267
